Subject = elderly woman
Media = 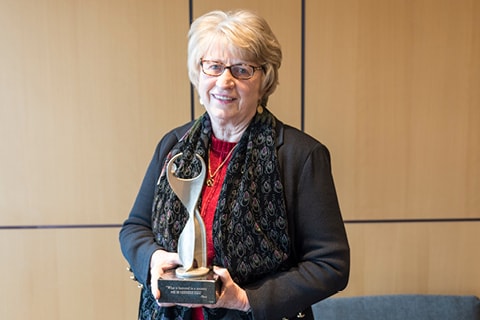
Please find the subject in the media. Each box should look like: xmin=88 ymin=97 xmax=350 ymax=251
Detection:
xmin=120 ymin=9 xmax=349 ymax=320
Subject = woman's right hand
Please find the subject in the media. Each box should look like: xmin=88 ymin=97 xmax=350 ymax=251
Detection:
xmin=149 ymin=250 xmax=182 ymax=303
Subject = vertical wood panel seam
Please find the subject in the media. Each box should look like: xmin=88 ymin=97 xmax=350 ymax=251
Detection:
xmin=301 ymin=0 xmax=306 ymax=131
xmin=189 ymin=0 xmax=195 ymax=121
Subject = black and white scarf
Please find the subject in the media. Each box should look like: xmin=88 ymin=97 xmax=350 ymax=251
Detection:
xmin=142 ymin=109 xmax=290 ymax=319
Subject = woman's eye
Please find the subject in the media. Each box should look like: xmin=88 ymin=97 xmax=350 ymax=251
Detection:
xmin=233 ymin=66 xmax=250 ymax=74
xmin=237 ymin=67 xmax=248 ymax=74
xmin=208 ymin=63 xmax=223 ymax=71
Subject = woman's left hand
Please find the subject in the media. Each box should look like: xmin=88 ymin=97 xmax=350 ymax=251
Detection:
xmin=206 ymin=266 xmax=251 ymax=312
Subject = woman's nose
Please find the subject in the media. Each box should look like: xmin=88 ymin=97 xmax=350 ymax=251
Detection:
xmin=216 ymin=69 xmax=235 ymax=88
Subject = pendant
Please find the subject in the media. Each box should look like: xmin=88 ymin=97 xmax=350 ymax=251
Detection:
xmin=206 ymin=178 xmax=214 ymax=187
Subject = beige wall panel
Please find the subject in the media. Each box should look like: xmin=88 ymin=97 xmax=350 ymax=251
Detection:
xmin=0 ymin=1 xmax=190 ymax=225
xmin=305 ymin=0 xmax=480 ymax=220
xmin=340 ymin=222 xmax=480 ymax=297
xmin=192 ymin=0 xmax=302 ymax=128
xmin=0 ymin=228 xmax=139 ymax=320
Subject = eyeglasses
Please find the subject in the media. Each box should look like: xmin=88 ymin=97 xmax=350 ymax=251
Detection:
xmin=200 ymin=60 xmax=264 ymax=80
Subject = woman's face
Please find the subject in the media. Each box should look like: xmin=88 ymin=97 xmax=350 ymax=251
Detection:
xmin=197 ymin=48 xmax=264 ymax=131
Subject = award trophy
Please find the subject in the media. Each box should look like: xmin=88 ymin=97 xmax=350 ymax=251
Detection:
xmin=158 ymin=152 xmax=221 ymax=304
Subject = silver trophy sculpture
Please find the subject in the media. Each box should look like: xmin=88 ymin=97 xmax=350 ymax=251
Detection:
xmin=158 ymin=152 xmax=220 ymax=304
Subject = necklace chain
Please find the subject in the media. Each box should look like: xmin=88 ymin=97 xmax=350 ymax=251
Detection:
xmin=206 ymin=145 xmax=237 ymax=187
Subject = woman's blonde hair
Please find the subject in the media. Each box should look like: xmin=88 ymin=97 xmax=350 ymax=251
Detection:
xmin=188 ymin=10 xmax=282 ymax=107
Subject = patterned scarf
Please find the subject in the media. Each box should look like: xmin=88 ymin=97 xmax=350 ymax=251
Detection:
xmin=142 ymin=109 xmax=290 ymax=319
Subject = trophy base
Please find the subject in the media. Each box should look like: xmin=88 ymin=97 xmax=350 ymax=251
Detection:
xmin=158 ymin=268 xmax=221 ymax=304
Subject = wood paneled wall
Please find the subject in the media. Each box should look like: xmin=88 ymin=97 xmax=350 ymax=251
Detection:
xmin=0 ymin=0 xmax=478 ymax=319
xmin=305 ymin=0 xmax=480 ymax=297
xmin=306 ymin=0 xmax=480 ymax=220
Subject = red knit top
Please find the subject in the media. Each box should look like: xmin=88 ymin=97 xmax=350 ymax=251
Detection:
xmin=193 ymin=135 xmax=237 ymax=320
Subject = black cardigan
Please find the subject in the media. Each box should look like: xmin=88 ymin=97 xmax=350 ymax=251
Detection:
xmin=119 ymin=119 xmax=350 ymax=320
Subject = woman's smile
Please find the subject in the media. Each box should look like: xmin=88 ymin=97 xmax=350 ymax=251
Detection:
xmin=211 ymin=93 xmax=237 ymax=103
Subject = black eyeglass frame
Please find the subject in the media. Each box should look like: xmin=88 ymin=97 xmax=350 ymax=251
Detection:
xmin=200 ymin=59 xmax=264 ymax=80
